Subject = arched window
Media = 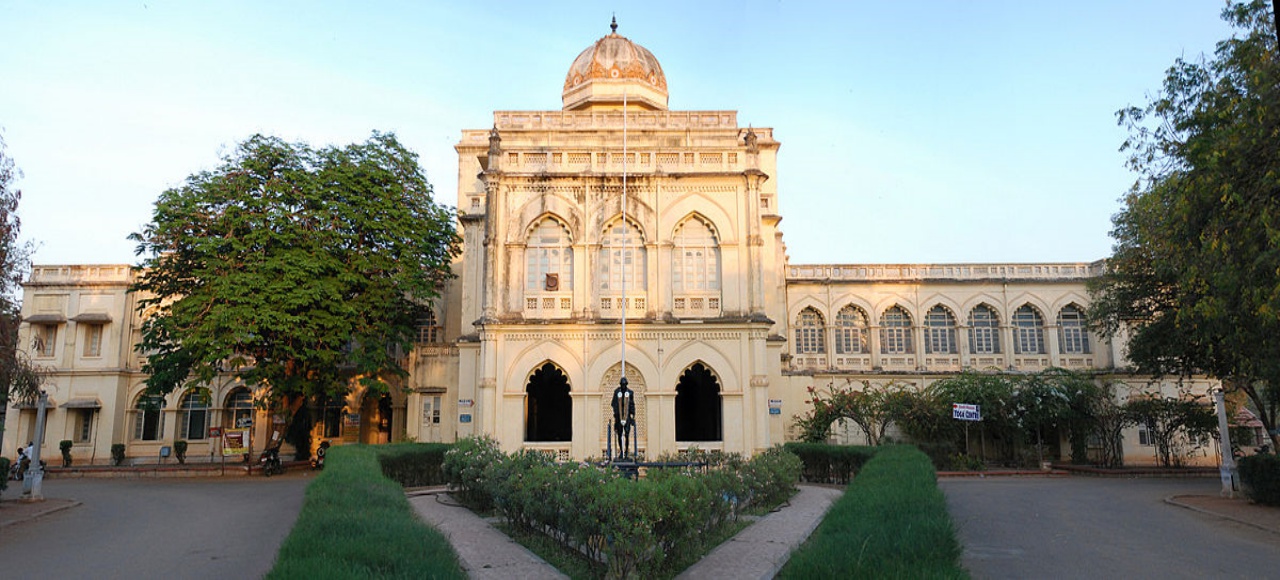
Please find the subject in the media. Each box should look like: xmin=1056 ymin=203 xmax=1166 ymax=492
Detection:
xmin=133 ymin=393 xmax=165 ymax=441
xmin=1013 ymin=305 xmax=1045 ymax=354
xmin=224 ymin=388 xmax=254 ymax=430
xmin=968 ymin=305 xmax=1001 ymax=354
xmin=924 ymin=306 xmax=957 ymax=354
xmin=880 ymin=306 xmax=914 ymax=354
xmin=672 ymin=218 xmax=720 ymax=292
xmin=794 ymin=308 xmax=826 ymax=354
xmin=834 ymin=305 xmax=868 ymax=354
xmin=599 ymin=220 xmax=646 ymax=293
xmin=525 ymin=363 xmax=572 ymax=442
xmin=1058 ymin=304 xmax=1090 ymax=354
xmin=675 ymin=363 xmax=722 ymax=442
xmin=526 ymin=218 xmax=573 ymax=292
xmin=179 ymin=389 xmax=209 ymax=440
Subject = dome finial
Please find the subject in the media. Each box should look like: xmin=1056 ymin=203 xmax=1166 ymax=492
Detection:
xmin=610 ymin=15 xmax=617 ymax=34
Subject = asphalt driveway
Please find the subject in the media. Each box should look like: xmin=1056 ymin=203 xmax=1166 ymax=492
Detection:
xmin=0 ymin=473 xmax=310 ymax=579
xmin=942 ymin=477 xmax=1280 ymax=579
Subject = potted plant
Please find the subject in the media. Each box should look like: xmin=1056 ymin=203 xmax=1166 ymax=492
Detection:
xmin=59 ymin=439 xmax=73 ymax=467
xmin=174 ymin=440 xmax=188 ymax=464
xmin=111 ymin=443 xmax=126 ymax=466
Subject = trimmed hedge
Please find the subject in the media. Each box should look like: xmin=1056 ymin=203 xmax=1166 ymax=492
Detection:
xmin=443 ymin=437 xmax=801 ymax=578
xmin=267 ymin=444 xmax=465 ymax=579
xmin=378 ymin=442 xmax=452 ymax=487
xmin=779 ymin=445 xmax=967 ymax=579
xmin=783 ymin=442 xmax=876 ymax=484
xmin=1238 ymin=453 xmax=1280 ymax=506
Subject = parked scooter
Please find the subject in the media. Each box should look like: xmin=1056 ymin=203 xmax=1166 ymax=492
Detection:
xmin=260 ymin=446 xmax=284 ymax=477
xmin=310 ymin=441 xmax=329 ymax=470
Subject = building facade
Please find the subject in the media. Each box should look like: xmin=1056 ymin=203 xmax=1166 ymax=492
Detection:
xmin=4 ymin=27 xmax=1223 ymax=467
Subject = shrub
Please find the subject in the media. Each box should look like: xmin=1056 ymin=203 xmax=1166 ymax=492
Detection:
xmin=0 ymin=457 xmax=8 ymax=493
xmin=783 ymin=442 xmax=876 ymax=484
xmin=377 ymin=442 xmax=452 ymax=487
xmin=1238 ymin=453 xmax=1280 ymax=506
xmin=173 ymin=440 xmax=188 ymax=464
xmin=779 ymin=445 xmax=966 ymax=579
xmin=111 ymin=443 xmax=126 ymax=466
xmin=268 ymin=445 xmax=465 ymax=579
xmin=59 ymin=439 xmax=73 ymax=467
xmin=441 ymin=436 xmax=504 ymax=511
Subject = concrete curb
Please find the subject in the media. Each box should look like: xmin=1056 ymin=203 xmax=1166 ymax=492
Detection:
xmin=0 ymin=499 xmax=82 ymax=528
xmin=1163 ymin=495 xmax=1280 ymax=537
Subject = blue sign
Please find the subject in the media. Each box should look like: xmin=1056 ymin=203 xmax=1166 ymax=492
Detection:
xmin=769 ymin=408 xmax=781 ymax=415
xmin=459 ymin=414 xmax=472 ymax=424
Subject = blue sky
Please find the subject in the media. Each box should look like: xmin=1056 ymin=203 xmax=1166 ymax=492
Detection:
xmin=0 ymin=1 xmax=1235 ymax=266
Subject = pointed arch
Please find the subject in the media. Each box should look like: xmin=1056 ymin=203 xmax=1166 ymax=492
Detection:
xmin=968 ymin=303 xmax=1002 ymax=355
xmin=1012 ymin=303 xmax=1046 ymax=354
xmin=131 ymin=390 xmax=167 ymax=441
xmin=794 ymin=307 xmax=826 ymax=354
xmin=1057 ymin=303 xmax=1090 ymax=354
xmin=599 ymin=216 xmax=647 ymax=293
xmin=880 ymin=305 xmax=914 ymax=354
xmin=525 ymin=361 xmax=572 ymax=442
xmin=675 ymin=361 xmax=722 ymax=442
xmin=923 ymin=304 xmax=958 ymax=354
xmin=833 ymin=304 xmax=869 ymax=354
xmin=525 ymin=216 xmax=575 ymax=293
xmin=671 ymin=214 xmax=721 ymax=293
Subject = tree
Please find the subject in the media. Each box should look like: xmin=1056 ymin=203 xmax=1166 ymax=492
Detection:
xmin=0 ymin=134 xmax=42 ymax=452
xmin=1090 ymin=1 xmax=1280 ymax=449
xmin=1122 ymin=388 xmax=1218 ymax=467
xmin=793 ymin=380 xmax=917 ymax=445
xmin=131 ymin=133 xmax=460 ymax=410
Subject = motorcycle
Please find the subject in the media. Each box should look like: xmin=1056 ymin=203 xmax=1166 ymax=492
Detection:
xmin=310 ymin=441 xmax=329 ymax=470
xmin=260 ymin=447 xmax=284 ymax=477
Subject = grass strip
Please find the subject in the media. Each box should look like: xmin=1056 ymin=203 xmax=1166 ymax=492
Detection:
xmin=779 ymin=445 xmax=968 ymax=579
xmin=267 ymin=444 xmax=465 ymax=579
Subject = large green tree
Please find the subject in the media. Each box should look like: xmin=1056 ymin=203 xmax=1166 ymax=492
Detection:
xmin=1090 ymin=1 xmax=1280 ymax=447
xmin=0 ymin=134 xmax=42 ymax=451
xmin=131 ymin=132 xmax=460 ymax=405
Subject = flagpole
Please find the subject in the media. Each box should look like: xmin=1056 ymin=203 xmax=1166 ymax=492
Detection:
xmin=621 ymin=88 xmax=628 ymax=378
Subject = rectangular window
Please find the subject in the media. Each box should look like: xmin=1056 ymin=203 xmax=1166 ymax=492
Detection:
xmin=1138 ymin=425 xmax=1154 ymax=446
xmin=74 ymin=409 xmax=94 ymax=443
xmin=83 ymin=324 xmax=104 ymax=357
xmin=33 ymin=324 xmax=57 ymax=357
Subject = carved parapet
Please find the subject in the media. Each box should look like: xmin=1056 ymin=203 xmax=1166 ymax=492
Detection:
xmin=749 ymin=375 xmax=769 ymax=388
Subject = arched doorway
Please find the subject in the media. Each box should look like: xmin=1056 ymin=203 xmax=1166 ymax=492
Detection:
xmin=360 ymin=393 xmax=393 ymax=444
xmin=675 ymin=362 xmax=722 ymax=442
xmin=526 ymin=363 xmax=572 ymax=442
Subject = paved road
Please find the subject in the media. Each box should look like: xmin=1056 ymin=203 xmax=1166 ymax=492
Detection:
xmin=0 ymin=473 xmax=311 ymax=579
xmin=942 ymin=477 xmax=1280 ymax=579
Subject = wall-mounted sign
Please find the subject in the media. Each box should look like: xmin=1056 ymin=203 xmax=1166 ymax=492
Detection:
xmin=459 ymin=399 xmax=474 ymax=408
xmin=343 ymin=413 xmax=361 ymax=428
xmin=769 ymin=399 xmax=783 ymax=409
xmin=769 ymin=408 xmax=782 ymax=415
xmin=459 ymin=414 xmax=472 ymax=424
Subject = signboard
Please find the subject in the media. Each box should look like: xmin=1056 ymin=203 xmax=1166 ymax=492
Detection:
xmin=208 ymin=426 xmax=222 ymax=438
xmin=458 ymin=399 xmax=474 ymax=408
xmin=952 ymin=403 xmax=982 ymax=421
xmin=769 ymin=399 xmax=783 ymax=409
xmin=459 ymin=413 xmax=472 ymax=424
xmin=222 ymin=428 xmax=250 ymax=456
xmin=343 ymin=413 xmax=361 ymax=428
xmin=769 ymin=408 xmax=781 ymax=415
xmin=235 ymin=417 xmax=254 ymax=428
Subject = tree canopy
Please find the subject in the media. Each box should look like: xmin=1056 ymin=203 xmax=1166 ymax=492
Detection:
xmin=0 ymin=133 xmax=42 ymax=450
xmin=131 ymin=132 xmax=460 ymax=402
xmin=1089 ymin=1 xmax=1280 ymax=446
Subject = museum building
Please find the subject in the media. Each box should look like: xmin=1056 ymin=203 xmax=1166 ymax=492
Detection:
xmin=3 ymin=25 xmax=1219 ymax=466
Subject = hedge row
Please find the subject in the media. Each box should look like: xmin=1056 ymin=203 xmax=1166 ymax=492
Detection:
xmin=442 ymin=437 xmax=801 ymax=578
xmin=779 ymin=445 xmax=967 ymax=579
xmin=1238 ymin=453 xmax=1280 ymax=506
xmin=377 ymin=442 xmax=452 ymax=487
xmin=267 ymin=445 xmax=465 ymax=579
xmin=783 ymin=442 xmax=877 ymax=484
